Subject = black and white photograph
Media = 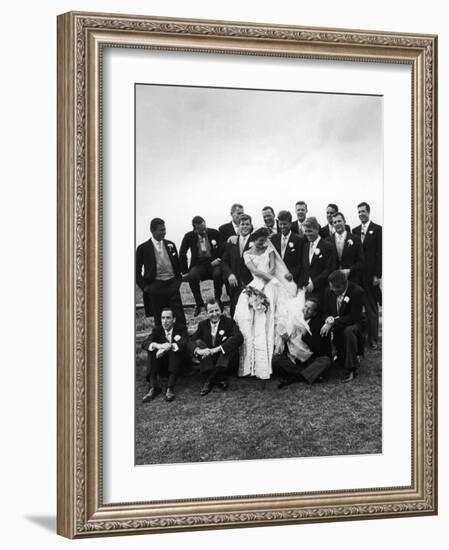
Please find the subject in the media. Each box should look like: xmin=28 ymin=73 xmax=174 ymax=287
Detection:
xmin=135 ymin=83 xmax=383 ymax=465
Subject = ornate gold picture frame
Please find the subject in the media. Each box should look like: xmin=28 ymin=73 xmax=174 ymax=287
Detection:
xmin=57 ymin=11 xmax=437 ymax=538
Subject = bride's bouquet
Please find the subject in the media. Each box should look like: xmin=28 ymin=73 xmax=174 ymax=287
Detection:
xmin=242 ymin=286 xmax=270 ymax=312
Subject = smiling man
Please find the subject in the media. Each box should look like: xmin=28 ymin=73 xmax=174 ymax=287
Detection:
xmin=327 ymin=211 xmax=364 ymax=285
xmin=189 ymin=299 xmax=243 ymax=396
xmin=352 ymin=202 xmax=382 ymax=349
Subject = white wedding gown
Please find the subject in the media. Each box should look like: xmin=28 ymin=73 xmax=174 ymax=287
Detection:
xmin=234 ymin=243 xmax=312 ymax=379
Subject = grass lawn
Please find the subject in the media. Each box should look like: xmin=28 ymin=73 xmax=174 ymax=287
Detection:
xmin=135 ymin=282 xmax=382 ymax=465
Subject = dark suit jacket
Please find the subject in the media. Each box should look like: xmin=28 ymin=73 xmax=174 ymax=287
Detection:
xmin=136 ymin=238 xmax=182 ymax=291
xmin=319 ymin=223 xmax=351 ymax=239
xmin=291 ymin=220 xmax=305 ymax=237
xmin=188 ymin=315 xmax=243 ymax=355
xmin=322 ymin=282 xmax=364 ymax=329
xmin=271 ymin=232 xmax=304 ymax=283
xmin=302 ymin=315 xmax=332 ymax=358
xmin=352 ymin=221 xmax=382 ymax=279
xmin=298 ymin=237 xmax=336 ymax=292
xmin=179 ymin=228 xmax=224 ymax=273
xmin=221 ymin=236 xmax=253 ymax=285
xmin=141 ymin=323 xmax=188 ymax=353
xmin=327 ymin=232 xmax=364 ymax=284
xmin=218 ymin=221 xmax=238 ymax=242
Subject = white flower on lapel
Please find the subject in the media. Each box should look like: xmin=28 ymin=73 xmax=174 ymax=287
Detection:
xmin=167 ymin=243 xmax=174 ymax=249
xmin=347 ymin=239 xmax=353 ymax=246
xmin=288 ymin=242 xmax=294 ymax=248
xmin=369 ymin=230 xmax=374 ymax=235
xmin=343 ymin=296 xmax=350 ymax=303
xmin=314 ymin=248 xmax=321 ymax=256
xmin=211 ymin=239 xmax=217 ymax=246
xmin=222 ymin=336 xmax=227 ymax=341
xmin=174 ymin=334 xmax=181 ymax=342
xmin=219 ymin=329 xmax=225 ymax=335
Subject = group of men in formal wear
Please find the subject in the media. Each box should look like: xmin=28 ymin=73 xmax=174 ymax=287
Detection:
xmin=136 ymin=200 xmax=382 ymax=401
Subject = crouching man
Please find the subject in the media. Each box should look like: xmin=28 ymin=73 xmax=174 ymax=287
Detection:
xmin=141 ymin=307 xmax=188 ymax=402
xmin=189 ymin=298 xmax=243 ymax=396
xmin=273 ymin=297 xmax=332 ymax=387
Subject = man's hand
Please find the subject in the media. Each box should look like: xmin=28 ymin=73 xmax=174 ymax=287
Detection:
xmin=228 ymin=235 xmax=238 ymax=245
xmin=320 ymin=322 xmax=333 ymax=337
xmin=195 ymin=348 xmax=211 ymax=358
xmin=284 ymin=273 xmax=293 ymax=282
xmin=342 ymin=269 xmax=350 ymax=277
xmin=228 ymin=274 xmax=238 ymax=288
xmin=373 ymin=275 xmax=381 ymax=287
xmin=156 ymin=348 xmax=166 ymax=359
xmin=305 ymin=282 xmax=314 ymax=294
xmin=211 ymin=258 xmax=222 ymax=267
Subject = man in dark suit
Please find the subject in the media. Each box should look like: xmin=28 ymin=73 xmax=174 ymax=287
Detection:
xmin=221 ymin=214 xmax=254 ymax=316
xmin=273 ymin=297 xmax=332 ymax=386
xmin=291 ymin=201 xmax=308 ymax=237
xmin=219 ymin=203 xmax=244 ymax=242
xmin=136 ymin=218 xmax=185 ymax=326
xmin=319 ymin=203 xmax=351 ymax=239
xmin=327 ymin=212 xmax=364 ymax=285
xmin=262 ymin=205 xmax=280 ymax=236
xmin=297 ymin=217 xmax=336 ymax=300
xmin=271 ymin=210 xmax=304 ymax=285
xmin=180 ymin=216 xmax=224 ymax=316
xmin=189 ymin=299 xmax=243 ymax=396
xmin=321 ymin=270 xmax=365 ymax=382
xmin=141 ymin=308 xmax=188 ymax=402
xmin=352 ymin=202 xmax=382 ymax=349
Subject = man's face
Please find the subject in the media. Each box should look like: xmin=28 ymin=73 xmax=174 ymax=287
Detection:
xmin=332 ymin=214 xmax=346 ymax=235
xmin=296 ymin=204 xmax=307 ymax=222
xmin=194 ymin=222 xmax=207 ymax=236
xmin=302 ymin=300 xmax=317 ymax=321
xmin=304 ymin=225 xmax=319 ymax=242
xmin=161 ymin=310 xmax=175 ymax=331
xmin=239 ymin=219 xmax=252 ymax=237
xmin=262 ymin=209 xmax=275 ymax=227
xmin=358 ymin=206 xmax=370 ymax=224
xmin=206 ymin=303 xmax=222 ymax=323
xmin=151 ymin=223 xmax=166 ymax=241
xmin=329 ymin=281 xmax=347 ymax=297
xmin=326 ymin=206 xmax=337 ymax=225
xmin=231 ymin=206 xmax=244 ymax=225
xmin=278 ymin=219 xmax=292 ymax=236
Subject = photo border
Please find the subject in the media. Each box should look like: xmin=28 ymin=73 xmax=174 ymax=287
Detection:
xmin=57 ymin=11 xmax=437 ymax=538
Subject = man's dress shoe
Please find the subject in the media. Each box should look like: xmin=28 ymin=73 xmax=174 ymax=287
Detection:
xmin=142 ymin=386 xmax=162 ymax=402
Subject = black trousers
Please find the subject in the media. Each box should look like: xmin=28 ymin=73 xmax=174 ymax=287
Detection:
xmin=144 ymin=277 xmax=186 ymax=325
xmin=146 ymin=350 xmax=182 ymax=389
xmin=183 ymin=262 xmax=223 ymax=307
xmin=193 ymin=339 xmax=239 ymax=383
xmin=272 ymin=353 xmax=331 ymax=383
xmin=364 ymin=283 xmax=381 ymax=343
xmin=333 ymin=323 xmax=363 ymax=373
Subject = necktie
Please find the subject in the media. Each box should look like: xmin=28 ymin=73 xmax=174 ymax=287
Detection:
xmin=239 ymin=237 xmax=246 ymax=256
xmin=361 ymin=226 xmax=366 ymax=243
xmin=337 ymin=295 xmax=343 ymax=313
xmin=336 ymin=235 xmax=344 ymax=260
xmin=309 ymin=242 xmax=314 ymax=263
xmin=281 ymin=236 xmax=288 ymax=257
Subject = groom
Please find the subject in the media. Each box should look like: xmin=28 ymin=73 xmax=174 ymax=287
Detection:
xmin=271 ymin=210 xmax=304 ymax=284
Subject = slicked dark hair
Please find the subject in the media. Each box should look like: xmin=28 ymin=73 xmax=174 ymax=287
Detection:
xmin=277 ymin=210 xmax=292 ymax=223
xmin=357 ymin=202 xmax=371 ymax=213
xmin=205 ymin=298 xmax=222 ymax=311
xmin=262 ymin=206 xmax=275 ymax=215
xmin=327 ymin=203 xmax=339 ymax=212
xmin=332 ymin=211 xmax=346 ymax=222
xmin=328 ymin=270 xmax=348 ymax=286
xmin=150 ymin=217 xmax=165 ymax=232
xmin=192 ymin=215 xmax=205 ymax=227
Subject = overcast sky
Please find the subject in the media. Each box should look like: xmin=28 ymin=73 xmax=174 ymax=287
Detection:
xmin=136 ymin=84 xmax=383 ymax=247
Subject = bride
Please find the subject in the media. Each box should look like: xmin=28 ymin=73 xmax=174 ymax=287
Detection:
xmin=234 ymin=227 xmax=312 ymax=379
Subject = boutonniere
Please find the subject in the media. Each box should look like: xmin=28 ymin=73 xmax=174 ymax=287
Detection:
xmin=288 ymin=242 xmax=294 ymax=248
xmin=167 ymin=243 xmax=174 ymax=249
xmin=347 ymin=239 xmax=353 ymax=246
xmin=314 ymin=248 xmax=321 ymax=256
xmin=369 ymin=230 xmax=374 ymax=235
xmin=343 ymin=296 xmax=350 ymax=303
xmin=174 ymin=334 xmax=181 ymax=342
xmin=219 ymin=329 xmax=225 ymax=336
xmin=222 ymin=336 xmax=227 ymax=341
xmin=211 ymin=239 xmax=217 ymax=246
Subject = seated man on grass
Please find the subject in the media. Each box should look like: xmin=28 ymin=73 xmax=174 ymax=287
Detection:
xmin=141 ymin=307 xmax=188 ymax=403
